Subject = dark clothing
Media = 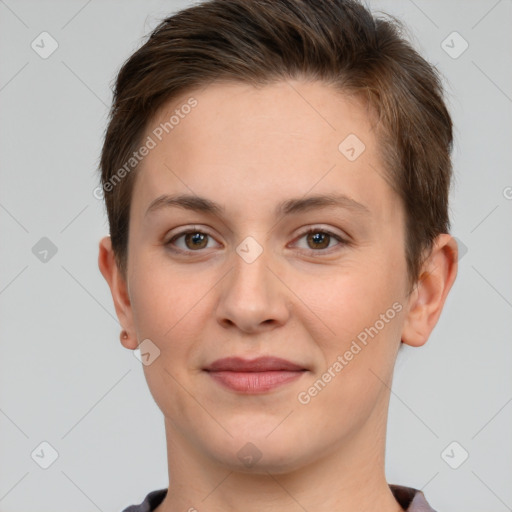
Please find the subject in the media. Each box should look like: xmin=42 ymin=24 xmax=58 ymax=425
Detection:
xmin=121 ymin=484 xmax=437 ymax=511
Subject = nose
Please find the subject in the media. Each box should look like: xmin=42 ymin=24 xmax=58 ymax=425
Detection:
xmin=215 ymin=243 xmax=291 ymax=334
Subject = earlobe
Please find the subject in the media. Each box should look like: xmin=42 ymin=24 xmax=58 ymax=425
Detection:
xmin=401 ymin=234 xmax=458 ymax=347
xmin=97 ymin=236 xmax=138 ymax=350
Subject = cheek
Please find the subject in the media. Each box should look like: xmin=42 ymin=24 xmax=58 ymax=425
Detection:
xmin=128 ymin=260 xmax=209 ymax=415
xmin=128 ymin=255 xmax=219 ymax=397
xmin=292 ymin=271 xmax=402 ymax=436
xmin=293 ymin=258 xmax=401 ymax=337
xmin=290 ymin=259 xmax=403 ymax=389
xmin=129 ymin=251 xmax=207 ymax=340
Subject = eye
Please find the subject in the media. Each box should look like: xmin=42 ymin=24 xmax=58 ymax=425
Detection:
xmin=165 ymin=226 xmax=348 ymax=255
xmin=292 ymin=227 xmax=347 ymax=253
xmin=165 ymin=228 xmax=219 ymax=253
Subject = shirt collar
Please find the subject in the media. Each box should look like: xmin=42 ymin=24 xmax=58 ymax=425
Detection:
xmin=389 ymin=484 xmax=437 ymax=511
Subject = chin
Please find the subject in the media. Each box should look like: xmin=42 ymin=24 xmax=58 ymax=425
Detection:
xmin=205 ymin=428 xmax=314 ymax=475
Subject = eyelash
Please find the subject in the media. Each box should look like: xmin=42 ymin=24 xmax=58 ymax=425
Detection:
xmin=165 ymin=226 xmax=348 ymax=255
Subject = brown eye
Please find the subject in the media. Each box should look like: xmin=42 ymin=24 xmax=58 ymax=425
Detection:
xmin=306 ymin=231 xmax=331 ymax=250
xmin=293 ymin=228 xmax=347 ymax=253
xmin=183 ymin=232 xmax=209 ymax=250
xmin=166 ymin=229 xmax=218 ymax=253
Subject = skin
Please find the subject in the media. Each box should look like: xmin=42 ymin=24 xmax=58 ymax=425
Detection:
xmin=98 ymin=79 xmax=458 ymax=512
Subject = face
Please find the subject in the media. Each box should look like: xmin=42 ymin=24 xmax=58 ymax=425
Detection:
xmin=117 ymin=80 xmax=413 ymax=472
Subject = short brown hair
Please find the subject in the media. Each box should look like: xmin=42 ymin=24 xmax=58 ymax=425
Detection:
xmin=99 ymin=0 xmax=453 ymax=290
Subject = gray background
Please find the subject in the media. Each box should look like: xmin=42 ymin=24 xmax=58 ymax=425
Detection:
xmin=0 ymin=1 xmax=511 ymax=511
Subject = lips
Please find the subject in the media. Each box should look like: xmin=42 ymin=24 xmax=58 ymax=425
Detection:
xmin=203 ymin=356 xmax=307 ymax=393
xmin=204 ymin=356 xmax=306 ymax=372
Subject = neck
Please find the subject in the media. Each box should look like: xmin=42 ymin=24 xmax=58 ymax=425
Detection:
xmin=154 ymin=400 xmax=403 ymax=512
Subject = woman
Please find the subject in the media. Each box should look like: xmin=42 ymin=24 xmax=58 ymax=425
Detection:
xmin=97 ymin=0 xmax=458 ymax=510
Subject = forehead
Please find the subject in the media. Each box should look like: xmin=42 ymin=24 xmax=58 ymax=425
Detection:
xmin=131 ymin=79 xmax=398 ymax=223
xmin=148 ymin=79 xmax=376 ymax=159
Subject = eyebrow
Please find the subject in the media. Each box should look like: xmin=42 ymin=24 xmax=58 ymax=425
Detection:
xmin=144 ymin=192 xmax=371 ymax=218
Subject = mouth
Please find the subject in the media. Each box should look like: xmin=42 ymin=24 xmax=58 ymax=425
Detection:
xmin=203 ymin=356 xmax=308 ymax=394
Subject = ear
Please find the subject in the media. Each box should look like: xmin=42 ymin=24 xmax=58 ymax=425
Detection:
xmin=401 ymin=233 xmax=458 ymax=347
xmin=98 ymin=236 xmax=138 ymax=350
